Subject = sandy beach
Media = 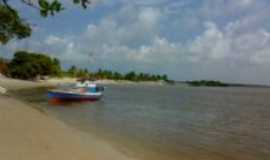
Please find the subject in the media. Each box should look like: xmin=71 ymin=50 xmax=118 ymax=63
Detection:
xmin=0 ymin=77 xmax=135 ymax=160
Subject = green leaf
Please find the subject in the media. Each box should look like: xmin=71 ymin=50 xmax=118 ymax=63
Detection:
xmin=51 ymin=1 xmax=63 ymax=12
xmin=38 ymin=0 xmax=49 ymax=9
xmin=73 ymin=0 xmax=80 ymax=4
xmin=40 ymin=9 xmax=48 ymax=17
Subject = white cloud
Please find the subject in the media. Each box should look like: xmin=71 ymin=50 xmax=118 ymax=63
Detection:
xmin=237 ymin=0 xmax=255 ymax=7
xmin=45 ymin=35 xmax=68 ymax=45
xmin=189 ymin=22 xmax=229 ymax=61
xmin=138 ymin=7 xmax=161 ymax=29
xmin=189 ymin=20 xmax=270 ymax=65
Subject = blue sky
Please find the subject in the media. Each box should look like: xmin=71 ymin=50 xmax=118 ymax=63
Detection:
xmin=2 ymin=0 xmax=270 ymax=84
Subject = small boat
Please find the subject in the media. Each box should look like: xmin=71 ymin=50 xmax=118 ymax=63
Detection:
xmin=48 ymin=81 xmax=104 ymax=101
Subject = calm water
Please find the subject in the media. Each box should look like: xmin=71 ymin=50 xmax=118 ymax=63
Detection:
xmin=15 ymin=84 xmax=270 ymax=160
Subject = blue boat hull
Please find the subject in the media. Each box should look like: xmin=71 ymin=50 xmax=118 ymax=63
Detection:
xmin=48 ymin=91 xmax=102 ymax=101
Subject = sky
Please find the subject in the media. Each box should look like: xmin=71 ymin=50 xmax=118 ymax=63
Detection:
xmin=1 ymin=0 xmax=270 ymax=84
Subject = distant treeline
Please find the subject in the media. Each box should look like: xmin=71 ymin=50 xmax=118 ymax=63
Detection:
xmin=186 ymin=80 xmax=229 ymax=87
xmin=65 ymin=66 xmax=169 ymax=82
xmin=0 ymin=51 xmax=171 ymax=82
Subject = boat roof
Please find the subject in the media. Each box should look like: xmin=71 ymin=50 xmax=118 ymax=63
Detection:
xmin=75 ymin=81 xmax=97 ymax=87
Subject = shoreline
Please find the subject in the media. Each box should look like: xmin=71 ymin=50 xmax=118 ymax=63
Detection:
xmin=44 ymin=77 xmax=167 ymax=86
xmin=0 ymin=77 xmax=137 ymax=160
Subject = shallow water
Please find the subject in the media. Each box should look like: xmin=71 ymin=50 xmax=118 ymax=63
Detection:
xmin=16 ymin=84 xmax=270 ymax=160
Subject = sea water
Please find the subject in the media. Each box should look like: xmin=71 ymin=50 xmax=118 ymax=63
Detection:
xmin=15 ymin=84 xmax=270 ymax=160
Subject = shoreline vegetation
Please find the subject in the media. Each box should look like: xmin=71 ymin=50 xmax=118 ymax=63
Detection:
xmin=183 ymin=80 xmax=270 ymax=88
xmin=186 ymin=80 xmax=229 ymax=87
xmin=0 ymin=51 xmax=173 ymax=84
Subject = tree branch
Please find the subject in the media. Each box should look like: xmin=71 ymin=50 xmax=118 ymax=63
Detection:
xmin=21 ymin=0 xmax=40 ymax=10
xmin=1 ymin=0 xmax=16 ymax=13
